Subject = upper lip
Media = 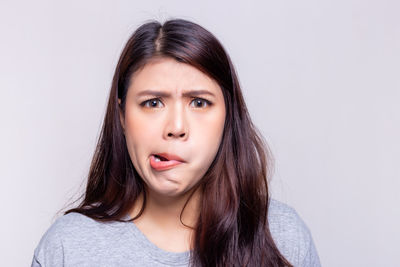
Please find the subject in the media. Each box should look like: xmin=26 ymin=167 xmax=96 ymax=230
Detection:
xmin=153 ymin=153 xmax=186 ymax=162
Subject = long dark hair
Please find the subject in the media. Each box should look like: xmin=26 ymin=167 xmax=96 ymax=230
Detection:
xmin=65 ymin=18 xmax=293 ymax=267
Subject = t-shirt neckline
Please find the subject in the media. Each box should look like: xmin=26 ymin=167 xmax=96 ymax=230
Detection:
xmin=122 ymin=213 xmax=191 ymax=266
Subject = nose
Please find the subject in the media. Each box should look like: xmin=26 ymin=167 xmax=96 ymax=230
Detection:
xmin=163 ymin=103 xmax=188 ymax=140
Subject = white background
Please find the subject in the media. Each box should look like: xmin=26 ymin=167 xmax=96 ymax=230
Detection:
xmin=1 ymin=0 xmax=399 ymax=266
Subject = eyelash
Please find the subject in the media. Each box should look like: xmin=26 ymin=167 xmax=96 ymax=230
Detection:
xmin=140 ymin=98 xmax=212 ymax=109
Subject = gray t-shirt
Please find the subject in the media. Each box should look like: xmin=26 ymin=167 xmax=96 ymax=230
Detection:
xmin=31 ymin=199 xmax=321 ymax=266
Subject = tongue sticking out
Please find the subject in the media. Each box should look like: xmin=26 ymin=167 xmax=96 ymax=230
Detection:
xmin=150 ymin=153 xmax=183 ymax=171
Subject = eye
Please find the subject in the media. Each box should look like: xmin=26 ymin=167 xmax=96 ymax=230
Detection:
xmin=140 ymin=98 xmax=164 ymax=108
xmin=190 ymin=98 xmax=212 ymax=108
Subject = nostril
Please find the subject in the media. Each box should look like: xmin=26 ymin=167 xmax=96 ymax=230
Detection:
xmin=167 ymin=133 xmax=185 ymax=137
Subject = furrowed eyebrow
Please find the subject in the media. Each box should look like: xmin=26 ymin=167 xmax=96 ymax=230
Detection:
xmin=137 ymin=89 xmax=215 ymax=98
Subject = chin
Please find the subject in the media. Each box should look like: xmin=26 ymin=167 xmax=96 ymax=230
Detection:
xmin=156 ymin=189 xmax=186 ymax=198
xmin=150 ymin=183 xmax=184 ymax=197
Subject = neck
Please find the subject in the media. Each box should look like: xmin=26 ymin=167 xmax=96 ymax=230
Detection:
xmin=130 ymin=185 xmax=202 ymax=230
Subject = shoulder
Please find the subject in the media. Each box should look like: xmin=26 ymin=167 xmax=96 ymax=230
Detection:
xmin=268 ymin=198 xmax=321 ymax=267
xmin=32 ymin=212 xmax=115 ymax=266
xmin=35 ymin=212 xmax=101 ymax=245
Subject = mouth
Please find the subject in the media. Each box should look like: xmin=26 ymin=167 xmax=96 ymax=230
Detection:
xmin=149 ymin=153 xmax=185 ymax=171
xmin=152 ymin=153 xmax=186 ymax=163
xmin=153 ymin=154 xmax=169 ymax=162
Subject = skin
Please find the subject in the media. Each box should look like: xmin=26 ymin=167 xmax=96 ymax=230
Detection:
xmin=118 ymin=57 xmax=226 ymax=252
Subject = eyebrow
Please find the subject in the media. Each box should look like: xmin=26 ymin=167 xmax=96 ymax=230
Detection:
xmin=137 ymin=89 xmax=216 ymax=98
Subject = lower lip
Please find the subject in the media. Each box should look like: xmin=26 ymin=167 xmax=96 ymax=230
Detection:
xmin=150 ymin=155 xmax=183 ymax=171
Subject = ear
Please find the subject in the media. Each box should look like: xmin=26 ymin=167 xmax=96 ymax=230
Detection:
xmin=118 ymin=99 xmax=125 ymax=132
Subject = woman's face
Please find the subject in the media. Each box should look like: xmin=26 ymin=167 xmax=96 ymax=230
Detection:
xmin=119 ymin=57 xmax=226 ymax=198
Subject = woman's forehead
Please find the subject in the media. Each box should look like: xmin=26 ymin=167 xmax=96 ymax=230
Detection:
xmin=128 ymin=58 xmax=222 ymax=97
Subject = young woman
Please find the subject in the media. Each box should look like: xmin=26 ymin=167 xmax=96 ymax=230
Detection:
xmin=32 ymin=18 xmax=321 ymax=267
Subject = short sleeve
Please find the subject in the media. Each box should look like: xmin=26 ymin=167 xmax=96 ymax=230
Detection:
xmin=31 ymin=217 xmax=65 ymax=267
xmin=268 ymin=199 xmax=322 ymax=267
xmin=299 ymin=224 xmax=321 ymax=267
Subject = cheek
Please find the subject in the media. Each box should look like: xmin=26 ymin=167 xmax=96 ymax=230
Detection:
xmin=123 ymin=112 xmax=158 ymax=168
xmin=125 ymin=107 xmax=159 ymax=143
xmin=127 ymin=118 xmax=155 ymax=144
xmin=192 ymin=112 xmax=225 ymax=166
